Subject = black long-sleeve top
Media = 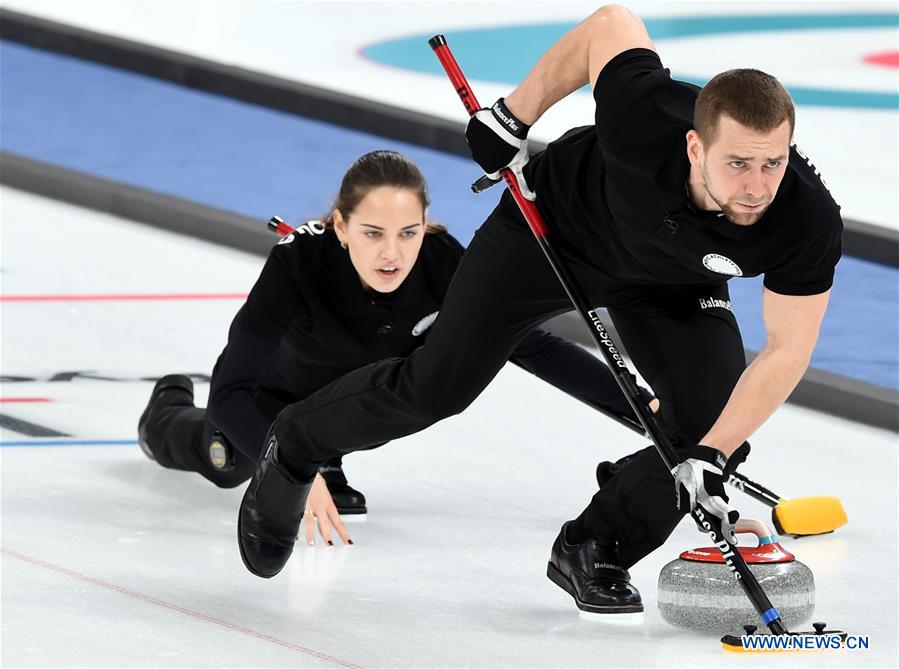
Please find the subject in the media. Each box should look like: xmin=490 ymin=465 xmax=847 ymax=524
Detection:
xmin=208 ymin=224 xmax=639 ymax=460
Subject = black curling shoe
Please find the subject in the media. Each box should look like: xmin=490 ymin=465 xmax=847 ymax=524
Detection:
xmin=137 ymin=374 xmax=194 ymax=461
xmin=238 ymin=434 xmax=314 ymax=578
xmin=319 ymin=461 xmax=367 ymax=515
xmin=547 ymin=522 xmax=643 ymax=614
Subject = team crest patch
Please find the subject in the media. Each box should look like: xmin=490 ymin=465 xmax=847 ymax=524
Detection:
xmin=702 ymin=253 xmax=743 ymax=277
xmin=412 ymin=311 xmax=439 ymax=336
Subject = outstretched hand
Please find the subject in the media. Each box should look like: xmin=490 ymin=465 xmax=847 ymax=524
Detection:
xmin=299 ymin=473 xmax=352 ymax=546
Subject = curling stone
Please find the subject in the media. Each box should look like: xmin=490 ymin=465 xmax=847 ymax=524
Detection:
xmin=658 ymin=519 xmax=815 ymax=633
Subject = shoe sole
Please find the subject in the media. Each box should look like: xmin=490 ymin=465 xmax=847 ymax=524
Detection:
xmin=337 ymin=506 xmax=367 ymax=515
xmin=137 ymin=439 xmax=155 ymax=461
xmin=546 ymin=562 xmax=644 ymax=614
xmin=137 ymin=375 xmax=193 ymax=461
xmin=136 ymin=393 xmax=157 ymax=461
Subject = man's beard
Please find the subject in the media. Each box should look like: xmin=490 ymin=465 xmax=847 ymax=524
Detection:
xmin=702 ymin=168 xmax=770 ymax=227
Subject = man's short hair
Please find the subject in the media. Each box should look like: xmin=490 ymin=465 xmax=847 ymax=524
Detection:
xmin=694 ymin=69 xmax=795 ymax=143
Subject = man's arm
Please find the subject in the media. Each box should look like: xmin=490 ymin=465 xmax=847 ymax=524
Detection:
xmin=701 ymin=288 xmax=831 ymax=457
xmin=504 ymin=5 xmax=655 ymax=125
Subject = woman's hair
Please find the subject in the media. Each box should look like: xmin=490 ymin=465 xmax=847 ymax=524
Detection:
xmin=322 ymin=150 xmax=446 ymax=234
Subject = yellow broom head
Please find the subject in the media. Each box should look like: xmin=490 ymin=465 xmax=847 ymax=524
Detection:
xmin=772 ymin=496 xmax=848 ymax=536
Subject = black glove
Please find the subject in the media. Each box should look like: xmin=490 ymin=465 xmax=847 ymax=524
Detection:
xmin=465 ymin=98 xmax=535 ymax=200
xmin=672 ymin=443 xmax=740 ymax=544
xmin=723 ymin=441 xmax=750 ymax=479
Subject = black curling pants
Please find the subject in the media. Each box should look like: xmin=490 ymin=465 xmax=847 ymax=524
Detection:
xmin=141 ymin=395 xmax=257 ymax=488
xmin=142 ymin=388 xmax=378 ymax=488
xmin=586 ymin=289 xmax=746 ymax=568
xmin=273 ymin=199 xmax=747 ymax=568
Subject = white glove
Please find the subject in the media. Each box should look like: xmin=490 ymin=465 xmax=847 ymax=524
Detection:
xmin=673 ymin=444 xmax=740 ymax=544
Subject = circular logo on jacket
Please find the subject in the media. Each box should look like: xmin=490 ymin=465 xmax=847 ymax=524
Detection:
xmin=702 ymin=253 xmax=743 ymax=277
xmin=412 ymin=311 xmax=439 ymax=336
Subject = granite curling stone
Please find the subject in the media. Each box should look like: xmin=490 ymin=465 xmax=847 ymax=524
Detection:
xmin=657 ymin=519 xmax=815 ymax=633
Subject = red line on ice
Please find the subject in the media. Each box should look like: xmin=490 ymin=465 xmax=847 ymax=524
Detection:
xmin=0 ymin=398 xmax=52 ymax=403
xmin=1 ymin=547 xmax=365 ymax=669
xmin=862 ymin=50 xmax=899 ymax=68
xmin=0 ymin=293 xmax=248 ymax=302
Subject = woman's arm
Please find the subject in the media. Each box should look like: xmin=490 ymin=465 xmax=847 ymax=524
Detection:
xmin=208 ymin=246 xmax=308 ymax=459
xmin=207 ymin=318 xmax=282 ymax=460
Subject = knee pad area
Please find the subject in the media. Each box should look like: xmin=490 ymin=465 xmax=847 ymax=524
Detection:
xmin=208 ymin=459 xmax=255 ymax=489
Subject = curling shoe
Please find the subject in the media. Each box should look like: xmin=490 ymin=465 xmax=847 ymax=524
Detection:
xmin=238 ymin=433 xmax=314 ymax=578
xmin=319 ymin=460 xmax=367 ymax=515
xmin=137 ymin=374 xmax=194 ymax=461
xmin=547 ymin=522 xmax=643 ymax=614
